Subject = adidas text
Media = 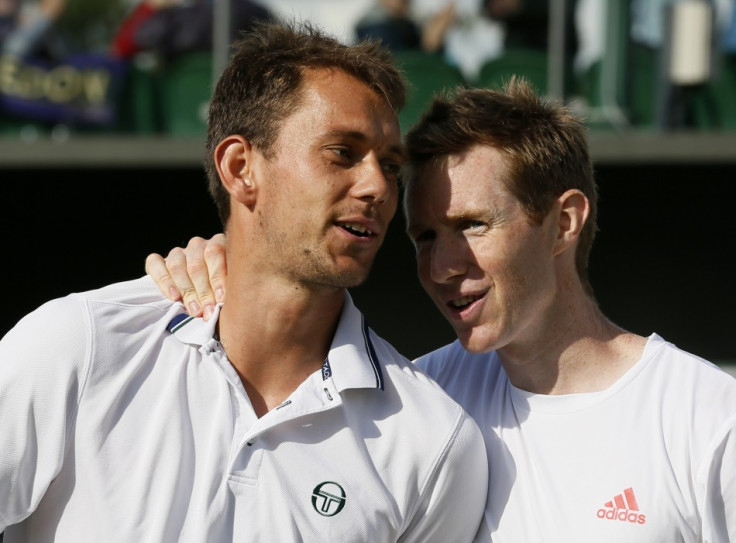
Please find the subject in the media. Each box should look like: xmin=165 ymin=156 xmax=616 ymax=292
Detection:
xmin=596 ymin=508 xmax=646 ymax=524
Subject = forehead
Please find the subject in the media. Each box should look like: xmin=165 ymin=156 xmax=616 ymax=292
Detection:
xmin=406 ymin=145 xmax=512 ymax=216
xmin=280 ymin=67 xmax=401 ymax=143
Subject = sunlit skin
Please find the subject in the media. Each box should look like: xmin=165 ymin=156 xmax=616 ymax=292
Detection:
xmin=232 ymin=67 xmax=404 ymax=292
xmin=405 ymin=144 xmax=649 ymax=394
xmin=405 ymin=145 xmax=562 ymax=356
xmin=213 ymin=67 xmax=404 ymax=415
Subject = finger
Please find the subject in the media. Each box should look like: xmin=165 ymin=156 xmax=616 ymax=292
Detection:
xmin=165 ymin=247 xmax=204 ymax=317
xmin=183 ymin=237 xmax=219 ymax=320
xmin=145 ymin=252 xmax=182 ymax=301
xmin=203 ymin=233 xmax=227 ymax=305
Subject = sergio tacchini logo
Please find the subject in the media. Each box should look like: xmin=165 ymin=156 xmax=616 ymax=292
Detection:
xmin=311 ymin=481 xmax=346 ymax=517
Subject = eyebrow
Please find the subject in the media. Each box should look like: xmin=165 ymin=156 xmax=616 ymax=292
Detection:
xmin=321 ymin=129 xmax=406 ymax=160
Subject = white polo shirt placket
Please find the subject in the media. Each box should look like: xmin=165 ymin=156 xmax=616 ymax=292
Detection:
xmin=167 ymin=301 xmax=398 ymax=540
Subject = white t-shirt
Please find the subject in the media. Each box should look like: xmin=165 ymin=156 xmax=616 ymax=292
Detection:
xmin=417 ymin=334 xmax=736 ymax=542
xmin=0 ymin=277 xmax=487 ymax=542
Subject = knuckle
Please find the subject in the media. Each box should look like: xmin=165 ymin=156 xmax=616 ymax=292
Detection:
xmin=186 ymin=236 xmax=207 ymax=250
xmin=203 ymin=242 xmax=224 ymax=259
xmin=165 ymin=251 xmax=188 ymax=274
xmin=186 ymin=257 xmax=206 ymax=276
xmin=144 ymin=253 xmax=162 ymax=268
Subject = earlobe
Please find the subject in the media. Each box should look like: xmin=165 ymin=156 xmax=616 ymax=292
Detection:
xmin=553 ymin=189 xmax=590 ymax=256
xmin=215 ymin=135 xmax=256 ymax=205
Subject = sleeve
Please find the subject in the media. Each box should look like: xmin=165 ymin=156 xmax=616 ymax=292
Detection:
xmin=399 ymin=410 xmax=488 ymax=543
xmin=0 ymin=295 xmax=91 ymax=531
xmin=700 ymin=414 xmax=736 ymax=542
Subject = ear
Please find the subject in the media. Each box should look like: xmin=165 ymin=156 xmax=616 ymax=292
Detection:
xmin=214 ymin=135 xmax=257 ymax=206
xmin=553 ymin=189 xmax=590 ymax=257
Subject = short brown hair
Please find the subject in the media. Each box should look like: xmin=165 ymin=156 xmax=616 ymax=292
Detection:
xmin=205 ymin=20 xmax=406 ymax=225
xmin=404 ymin=78 xmax=598 ymax=295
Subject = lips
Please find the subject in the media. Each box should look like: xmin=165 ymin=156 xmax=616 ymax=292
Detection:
xmin=338 ymin=222 xmax=376 ymax=238
xmin=449 ymin=295 xmax=480 ymax=309
xmin=446 ymin=291 xmax=486 ymax=313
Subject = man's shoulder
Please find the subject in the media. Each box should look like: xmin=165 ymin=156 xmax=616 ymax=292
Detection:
xmin=366 ymin=331 xmax=450 ymax=396
xmin=75 ymin=275 xmax=175 ymax=309
xmin=4 ymin=277 xmax=172 ymax=341
xmin=648 ymin=334 xmax=736 ymax=389
xmin=367 ymin=333 xmax=479 ymax=424
xmin=645 ymin=334 xmax=736 ymax=420
xmin=415 ymin=341 xmax=502 ymax=384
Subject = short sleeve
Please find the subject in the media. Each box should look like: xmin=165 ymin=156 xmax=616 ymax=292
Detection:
xmin=0 ymin=295 xmax=91 ymax=530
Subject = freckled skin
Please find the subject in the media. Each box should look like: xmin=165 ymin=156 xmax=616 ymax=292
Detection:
xmin=406 ymin=144 xmax=559 ymax=354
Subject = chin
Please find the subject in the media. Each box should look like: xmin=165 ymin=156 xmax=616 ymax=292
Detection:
xmin=331 ymin=267 xmax=372 ymax=289
xmin=456 ymin=328 xmax=500 ymax=354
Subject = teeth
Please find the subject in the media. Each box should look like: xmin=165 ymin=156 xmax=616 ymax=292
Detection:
xmin=342 ymin=223 xmax=373 ymax=236
xmin=451 ymin=296 xmax=477 ymax=308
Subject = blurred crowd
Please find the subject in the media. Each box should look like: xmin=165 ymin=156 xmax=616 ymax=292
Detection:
xmin=1 ymin=0 xmax=735 ymax=133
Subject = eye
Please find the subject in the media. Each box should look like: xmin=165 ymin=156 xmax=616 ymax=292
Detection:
xmin=331 ymin=147 xmax=351 ymax=160
xmin=381 ymin=161 xmax=401 ymax=181
xmin=462 ymin=220 xmax=487 ymax=234
xmin=410 ymin=230 xmax=435 ymax=247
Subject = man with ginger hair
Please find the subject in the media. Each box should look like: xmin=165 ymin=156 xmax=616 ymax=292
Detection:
xmin=149 ymin=79 xmax=736 ymax=541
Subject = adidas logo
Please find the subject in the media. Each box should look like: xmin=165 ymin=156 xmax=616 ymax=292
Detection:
xmin=596 ymin=487 xmax=646 ymax=525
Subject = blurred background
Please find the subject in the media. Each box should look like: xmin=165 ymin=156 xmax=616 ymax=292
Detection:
xmin=0 ymin=0 xmax=734 ymax=371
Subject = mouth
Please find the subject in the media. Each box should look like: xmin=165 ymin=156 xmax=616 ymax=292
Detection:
xmin=447 ymin=293 xmax=484 ymax=312
xmin=337 ymin=222 xmax=377 ymax=238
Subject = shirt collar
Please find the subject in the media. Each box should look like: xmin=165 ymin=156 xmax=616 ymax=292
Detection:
xmin=327 ymin=292 xmax=384 ymax=392
xmin=167 ymin=303 xmax=221 ymax=345
xmin=167 ymin=292 xmax=383 ymax=392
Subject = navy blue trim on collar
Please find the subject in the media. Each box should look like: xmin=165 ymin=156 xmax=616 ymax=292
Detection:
xmin=321 ymin=358 xmax=332 ymax=381
xmin=167 ymin=313 xmax=194 ymax=333
xmin=361 ymin=315 xmax=384 ymax=391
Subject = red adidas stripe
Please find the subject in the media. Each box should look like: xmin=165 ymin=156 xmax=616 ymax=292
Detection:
xmin=624 ymin=487 xmax=639 ymax=511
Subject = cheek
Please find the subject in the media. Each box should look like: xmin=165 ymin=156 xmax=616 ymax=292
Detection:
xmin=501 ymin=243 xmax=553 ymax=302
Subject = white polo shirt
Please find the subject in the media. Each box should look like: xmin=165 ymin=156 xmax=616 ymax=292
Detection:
xmin=0 ymin=277 xmax=487 ymax=542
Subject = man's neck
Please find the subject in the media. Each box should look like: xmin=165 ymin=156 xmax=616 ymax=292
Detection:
xmin=218 ymin=272 xmax=345 ymax=417
xmin=498 ymin=290 xmax=647 ymax=396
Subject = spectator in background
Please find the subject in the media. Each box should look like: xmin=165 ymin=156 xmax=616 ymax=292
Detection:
xmin=354 ymin=0 xmax=454 ymax=53
xmin=111 ymin=0 xmax=182 ymax=59
xmin=0 ymin=0 xmax=19 ymax=46
xmin=486 ymin=0 xmax=550 ymax=51
xmin=409 ymin=0 xmax=557 ymax=83
xmin=629 ymin=0 xmax=735 ymax=130
xmin=0 ymin=0 xmax=66 ymax=59
xmin=355 ymin=0 xmax=423 ymax=51
xmin=111 ymin=0 xmax=273 ymax=60
xmin=412 ymin=0 xmax=504 ymax=81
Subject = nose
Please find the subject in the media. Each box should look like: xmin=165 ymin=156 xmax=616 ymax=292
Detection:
xmin=351 ymin=155 xmax=396 ymax=206
xmin=429 ymin=235 xmax=467 ymax=284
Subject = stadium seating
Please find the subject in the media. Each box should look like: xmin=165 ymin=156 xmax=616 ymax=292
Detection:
xmin=159 ymin=52 xmax=214 ymax=137
xmin=476 ymin=48 xmax=548 ymax=95
xmin=392 ymin=50 xmax=465 ymax=132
